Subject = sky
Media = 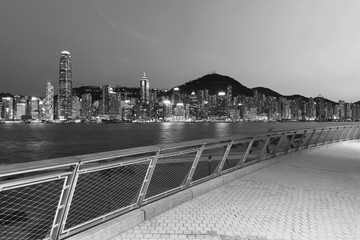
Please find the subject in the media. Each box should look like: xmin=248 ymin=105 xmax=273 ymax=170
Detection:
xmin=1 ymin=0 xmax=360 ymax=102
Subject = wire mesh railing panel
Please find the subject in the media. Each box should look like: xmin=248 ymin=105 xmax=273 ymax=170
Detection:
xmin=284 ymin=133 xmax=304 ymax=151
xmin=297 ymin=131 xmax=313 ymax=148
xmin=192 ymin=147 xmax=224 ymax=182
xmin=0 ymin=178 xmax=66 ymax=240
xmin=348 ymin=126 xmax=357 ymax=139
xmin=222 ymin=142 xmax=250 ymax=170
xmin=245 ymin=139 xmax=267 ymax=163
xmin=64 ymin=162 xmax=149 ymax=231
xmin=323 ymin=129 xmax=336 ymax=143
xmin=144 ymin=152 xmax=196 ymax=200
xmin=354 ymin=127 xmax=360 ymax=139
xmin=316 ymin=130 xmax=328 ymax=144
xmin=341 ymin=127 xmax=352 ymax=140
xmin=228 ymin=142 xmax=248 ymax=165
xmin=307 ymin=131 xmax=322 ymax=146
xmin=332 ymin=128 xmax=344 ymax=141
xmin=272 ymin=135 xmax=291 ymax=154
xmin=263 ymin=136 xmax=282 ymax=156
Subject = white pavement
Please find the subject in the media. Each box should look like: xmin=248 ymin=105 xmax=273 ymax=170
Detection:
xmin=111 ymin=141 xmax=360 ymax=240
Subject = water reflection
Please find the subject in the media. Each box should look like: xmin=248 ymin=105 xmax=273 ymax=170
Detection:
xmin=0 ymin=122 xmax=358 ymax=164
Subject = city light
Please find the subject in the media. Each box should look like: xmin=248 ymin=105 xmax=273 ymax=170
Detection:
xmin=218 ymin=92 xmax=226 ymax=96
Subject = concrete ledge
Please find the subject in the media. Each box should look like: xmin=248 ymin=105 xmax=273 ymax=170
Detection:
xmin=65 ymin=209 xmax=144 ymax=240
xmin=221 ymin=158 xmax=277 ymax=184
xmin=191 ymin=178 xmax=223 ymax=198
xmin=141 ymin=190 xmax=193 ymax=220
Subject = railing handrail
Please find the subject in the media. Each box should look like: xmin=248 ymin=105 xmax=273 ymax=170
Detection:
xmin=0 ymin=124 xmax=357 ymax=177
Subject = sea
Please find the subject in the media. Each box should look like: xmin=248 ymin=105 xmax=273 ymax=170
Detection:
xmin=0 ymin=121 xmax=358 ymax=164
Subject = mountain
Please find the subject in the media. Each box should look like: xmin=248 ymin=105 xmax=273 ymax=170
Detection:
xmin=171 ymin=73 xmax=253 ymax=97
xmin=0 ymin=92 xmax=15 ymax=98
xmin=72 ymin=86 xmax=102 ymax=101
xmin=252 ymin=87 xmax=282 ymax=98
xmin=284 ymin=94 xmax=309 ymax=101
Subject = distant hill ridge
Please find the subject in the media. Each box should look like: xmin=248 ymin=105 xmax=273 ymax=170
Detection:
xmin=174 ymin=73 xmax=337 ymax=103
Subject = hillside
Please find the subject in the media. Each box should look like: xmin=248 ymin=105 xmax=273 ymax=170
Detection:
xmin=171 ymin=73 xmax=253 ymax=96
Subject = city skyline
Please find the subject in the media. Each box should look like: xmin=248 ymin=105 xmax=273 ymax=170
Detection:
xmin=1 ymin=1 xmax=360 ymax=101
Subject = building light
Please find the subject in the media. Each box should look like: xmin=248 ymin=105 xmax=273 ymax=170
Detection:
xmin=218 ymin=92 xmax=226 ymax=96
xmin=174 ymin=87 xmax=179 ymax=91
xmin=163 ymin=100 xmax=171 ymax=105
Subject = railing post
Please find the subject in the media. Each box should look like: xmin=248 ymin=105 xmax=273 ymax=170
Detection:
xmin=270 ymin=133 xmax=284 ymax=157
xmin=239 ymin=138 xmax=255 ymax=167
xmin=51 ymin=163 xmax=80 ymax=240
xmin=322 ymin=128 xmax=331 ymax=144
xmin=216 ymin=140 xmax=234 ymax=174
xmin=346 ymin=126 xmax=353 ymax=140
xmin=296 ymin=130 xmax=307 ymax=150
xmin=258 ymin=137 xmax=270 ymax=161
xmin=305 ymin=129 xmax=316 ymax=148
xmin=338 ymin=127 xmax=347 ymax=141
xmin=313 ymin=129 xmax=324 ymax=146
xmin=330 ymin=127 xmax=339 ymax=142
xmin=136 ymin=150 xmax=160 ymax=207
xmin=352 ymin=126 xmax=359 ymax=139
xmin=185 ymin=144 xmax=206 ymax=187
xmin=284 ymin=132 xmax=296 ymax=153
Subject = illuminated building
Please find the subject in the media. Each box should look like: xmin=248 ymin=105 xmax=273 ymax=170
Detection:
xmin=81 ymin=93 xmax=92 ymax=120
xmin=1 ymin=97 xmax=13 ymax=120
xmin=71 ymin=94 xmax=81 ymax=119
xmin=140 ymin=72 xmax=150 ymax=104
xmin=173 ymin=103 xmax=185 ymax=121
xmin=30 ymin=97 xmax=39 ymax=120
xmin=109 ymin=91 xmax=122 ymax=120
xmin=101 ymin=85 xmax=110 ymax=115
xmin=189 ymin=91 xmax=198 ymax=119
xmin=216 ymin=92 xmax=228 ymax=118
xmin=44 ymin=82 xmax=54 ymax=120
xmin=15 ymin=103 xmax=26 ymax=120
xmin=58 ymin=50 xmax=72 ymax=120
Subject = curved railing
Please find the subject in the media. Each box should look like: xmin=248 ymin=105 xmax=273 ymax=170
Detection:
xmin=1 ymin=125 xmax=359 ymax=240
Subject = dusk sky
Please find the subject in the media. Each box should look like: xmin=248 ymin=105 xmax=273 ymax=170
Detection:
xmin=1 ymin=0 xmax=360 ymax=102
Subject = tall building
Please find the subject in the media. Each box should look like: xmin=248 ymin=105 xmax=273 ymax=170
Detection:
xmin=140 ymin=72 xmax=150 ymax=104
xmin=2 ymin=97 xmax=14 ymax=120
xmin=44 ymin=82 xmax=54 ymax=121
xmin=81 ymin=93 xmax=92 ymax=120
xmin=58 ymin=50 xmax=72 ymax=120
xmin=30 ymin=97 xmax=39 ymax=120
xmin=101 ymin=85 xmax=111 ymax=115
xmin=16 ymin=103 xmax=26 ymax=120
xmin=71 ymin=94 xmax=81 ymax=119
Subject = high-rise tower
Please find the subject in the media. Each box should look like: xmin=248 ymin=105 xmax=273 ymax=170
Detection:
xmin=140 ymin=72 xmax=150 ymax=104
xmin=44 ymin=81 xmax=54 ymax=120
xmin=58 ymin=50 xmax=72 ymax=120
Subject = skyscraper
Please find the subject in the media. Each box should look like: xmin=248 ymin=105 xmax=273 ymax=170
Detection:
xmin=44 ymin=81 xmax=54 ymax=121
xmin=140 ymin=72 xmax=150 ymax=104
xmin=58 ymin=50 xmax=72 ymax=120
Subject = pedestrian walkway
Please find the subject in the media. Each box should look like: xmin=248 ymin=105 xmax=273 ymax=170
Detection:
xmin=111 ymin=141 xmax=360 ymax=240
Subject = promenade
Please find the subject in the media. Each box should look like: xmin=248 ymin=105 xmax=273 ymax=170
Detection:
xmin=111 ymin=141 xmax=360 ymax=240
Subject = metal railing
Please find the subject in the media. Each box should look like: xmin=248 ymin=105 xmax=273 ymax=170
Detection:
xmin=1 ymin=125 xmax=359 ymax=240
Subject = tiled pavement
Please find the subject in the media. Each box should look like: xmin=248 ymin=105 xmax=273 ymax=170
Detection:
xmin=111 ymin=141 xmax=360 ymax=240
